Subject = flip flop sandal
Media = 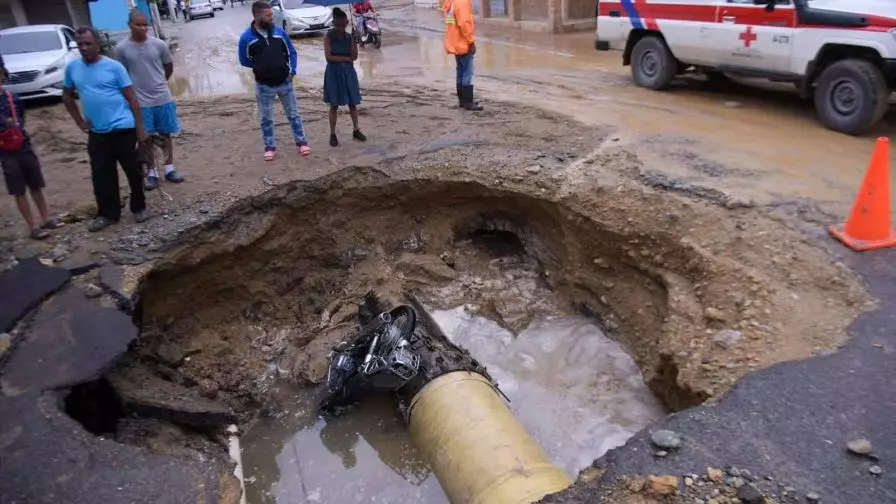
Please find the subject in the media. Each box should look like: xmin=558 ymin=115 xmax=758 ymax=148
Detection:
xmin=299 ymin=145 xmax=312 ymax=156
xmin=41 ymin=219 xmax=62 ymax=230
xmin=30 ymin=229 xmax=50 ymax=240
xmin=264 ymin=150 xmax=276 ymax=161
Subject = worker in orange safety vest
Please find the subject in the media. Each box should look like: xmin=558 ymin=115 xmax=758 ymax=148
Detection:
xmin=443 ymin=0 xmax=482 ymax=111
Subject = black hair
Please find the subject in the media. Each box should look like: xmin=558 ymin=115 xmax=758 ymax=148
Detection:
xmin=252 ymin=1 xmax=271 ymax=15
xmin=332 ymin=7 xmax=348 ymax=21
xmin=128 ymin=8 xmax=147 ymax=25
xmin=75 ymin=26 xmax=100 ymax=42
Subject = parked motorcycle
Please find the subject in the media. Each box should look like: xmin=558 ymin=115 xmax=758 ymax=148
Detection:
xmin=356 ymin=12 xmax=382 ymax=50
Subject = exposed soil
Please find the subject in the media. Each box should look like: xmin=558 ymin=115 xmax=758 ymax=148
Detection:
xmin=0 ymin=85 xmax=872 ymax=502
xmin=132 ymin=159 xmax=869 ymax=412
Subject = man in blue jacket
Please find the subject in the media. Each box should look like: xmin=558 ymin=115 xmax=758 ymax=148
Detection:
xmin=239 ymin=1 xmax=310 ymax=161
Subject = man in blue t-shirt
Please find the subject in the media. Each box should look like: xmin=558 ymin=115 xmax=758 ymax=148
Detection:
xmin=62 ymin=26 xmax=150 ymax=232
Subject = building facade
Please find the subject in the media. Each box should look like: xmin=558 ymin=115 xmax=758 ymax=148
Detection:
xmin=0 ymin=0 xmax=91 ymax=29
xmin=89 ymin=0 xmax=152 ymax=34
xmin=414 ymin=0 xmax=595 ymax=34
xmin=0 ymin=0 xmax=153 ymax=35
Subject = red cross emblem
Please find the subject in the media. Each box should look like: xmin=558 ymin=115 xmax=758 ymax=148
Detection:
xmin=739 ymin=26 xmax=757 ymax=48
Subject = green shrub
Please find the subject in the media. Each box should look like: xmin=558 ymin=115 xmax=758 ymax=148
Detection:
xmin=98 ymin=30 xmax=117 ymax=55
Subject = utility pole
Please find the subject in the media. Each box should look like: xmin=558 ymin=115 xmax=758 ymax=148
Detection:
xmin=150 ymin=0 xmax=166 ymax=39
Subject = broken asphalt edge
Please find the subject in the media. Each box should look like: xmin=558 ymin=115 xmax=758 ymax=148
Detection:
xmin=540 ymin=246 xmax=896 ymax=503
xmin=0 ymin=261 xmax=238 ymax=504
xmin=0 ymin=172 xmax=893 ymax=503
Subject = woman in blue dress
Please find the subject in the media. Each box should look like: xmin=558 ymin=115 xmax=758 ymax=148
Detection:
xmin=323 ymin=8 xmax=366 ymax=147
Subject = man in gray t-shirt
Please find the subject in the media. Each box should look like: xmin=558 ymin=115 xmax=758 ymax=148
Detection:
xmin=116 ymin=9 xmax=184 ymax=191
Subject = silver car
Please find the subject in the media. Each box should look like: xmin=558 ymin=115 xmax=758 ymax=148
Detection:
xmin=271 ymin=0 xmax=333 ymax=36
xmin=188 ymin=0 xmax=216 ymax=20
xmin=0 ymin=25 xmax=80 ymax=101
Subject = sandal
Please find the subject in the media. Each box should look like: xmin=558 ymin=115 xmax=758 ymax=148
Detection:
xmin=263 ymin=150 xmax=276 ymax=161
xmin=30 ymin=228 xmax=50 ymax=240
xmin=298 ymin=144 xmax=312 ymax=156
xmin=329 ymin=134 xmax=339 ymax=147
xmin=41 ymin=218 xmax=62 ymax=230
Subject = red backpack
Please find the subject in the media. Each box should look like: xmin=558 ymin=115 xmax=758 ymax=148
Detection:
xmin=0 ymin=92 xmax=25 ymax=152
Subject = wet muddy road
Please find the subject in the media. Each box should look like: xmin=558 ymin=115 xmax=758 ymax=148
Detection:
xmin=0 ymin=5 xmax=892 ymax=504
xmin=167 ymin=2 xmax=896 ymax=227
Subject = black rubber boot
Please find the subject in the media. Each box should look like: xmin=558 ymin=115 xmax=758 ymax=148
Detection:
xmin=462 ymin=86 xmax=483 ymax=111
xmin=456 ymin=84 xmax=463 ymax=107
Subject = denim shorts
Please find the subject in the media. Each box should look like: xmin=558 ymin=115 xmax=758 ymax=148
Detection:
xmin=141 ymin=102 xmax=182 ymax=135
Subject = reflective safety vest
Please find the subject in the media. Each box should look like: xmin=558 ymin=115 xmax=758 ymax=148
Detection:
xmin=443 ymin=0 xmax=475 ymax=56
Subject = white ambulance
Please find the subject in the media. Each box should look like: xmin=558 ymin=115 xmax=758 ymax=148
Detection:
xmin=595 ymin=0 xmax=896 ymax=134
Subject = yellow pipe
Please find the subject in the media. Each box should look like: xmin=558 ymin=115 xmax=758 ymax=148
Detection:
xmin=408 ymin=371 xmax=573 ymax=504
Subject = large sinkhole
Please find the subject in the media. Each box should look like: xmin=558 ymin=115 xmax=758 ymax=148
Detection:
xmin=127 ymin=171 xmax=755 ymax=502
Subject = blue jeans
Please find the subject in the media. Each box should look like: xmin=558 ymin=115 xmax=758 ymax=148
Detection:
xmin=455 ymin=53 xmax=474 ymax=86
xmin=255 ymin=81 xmax=307 ymax=151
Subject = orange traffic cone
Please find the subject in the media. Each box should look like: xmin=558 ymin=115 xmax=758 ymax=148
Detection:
xmin=829 ymin=137 xmax=896 ymax=251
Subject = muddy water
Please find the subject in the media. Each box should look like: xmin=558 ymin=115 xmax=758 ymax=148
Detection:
xmin=169 ymin=29 xmax=594 ymax=99
xmin=240 ymin=389 xmax=448 ymax=503
xmin=430 ymin=308 xmax=665 ymax=475
xmin=240 ymin=309 xmax=663 ymax=503
xmin=166 ymin=4 xmax=604 ymax=100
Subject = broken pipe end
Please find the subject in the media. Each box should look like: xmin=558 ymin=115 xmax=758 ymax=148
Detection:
xmin=408 ymin=371 xmax=572 ymax=504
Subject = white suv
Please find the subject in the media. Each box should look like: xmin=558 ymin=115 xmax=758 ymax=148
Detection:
xmin=0 ymin=25 xmax=79 ymax=101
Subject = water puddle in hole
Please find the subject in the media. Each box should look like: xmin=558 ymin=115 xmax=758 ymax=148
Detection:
xmin=431 ymin=308 xmax=666 ymax=475
xmin=241 ymin=389 xmax=447 ymax=503
xmin=241 ymin=309 xmax=664 ymax=503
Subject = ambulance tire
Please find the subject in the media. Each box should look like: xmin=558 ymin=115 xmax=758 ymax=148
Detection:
xmin=814 ymin=59 xmax=889 ymax=135
xmin=631 ymin=36 xmax=677 ymax=91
